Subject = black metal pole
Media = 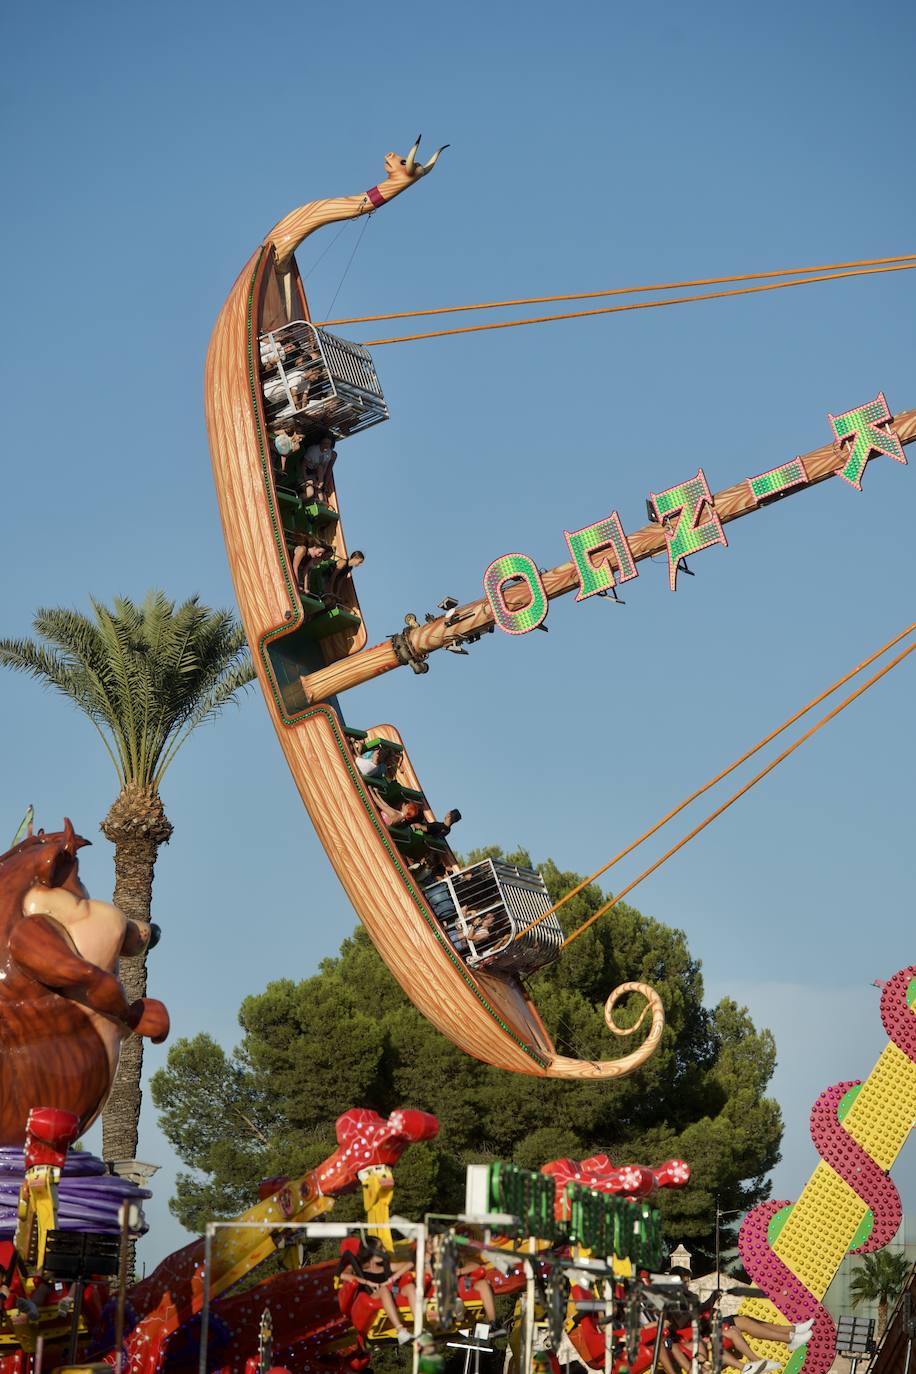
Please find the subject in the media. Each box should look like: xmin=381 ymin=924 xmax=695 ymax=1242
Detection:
xmin=67 ymin=1277 xmax=85 ymax=1364
xmin=649 ymin=1303 xmax=667 ymax=1374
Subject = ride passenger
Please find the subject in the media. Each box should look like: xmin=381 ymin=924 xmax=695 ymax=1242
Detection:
xmin=260 ymin=337 xmax=290 ymax=370
xmin=300 ymin=434 xmax=338 ymax=503
xmin=291 ymin=537 xmax=335 ymax=594
xmin=272 ymin=428 xmax=303 ymax=473
xmin=323 ymin=550 xmax=365 ymax=606
xmin=662 ymin=1271 xmax=812 ymax=1374
xmin=378 ymin=800 xmax=425 ymax=830
xmin=424 ymin=808 xmax=461 ymax=840
xmin=337 ymin=1236 xmax=421 ymax=1345
xmin=264 ymin=353 xmax=312 ymax=416
xmin=355 ymin=742 xmax=399 ymax=783
xmin=465 ymin=910 xmax=498 ymax=948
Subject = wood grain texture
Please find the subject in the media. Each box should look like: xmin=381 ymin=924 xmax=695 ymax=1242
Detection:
xmin=265 ymin=150 xmax=437 ymax=268
xmin=204 ymin=227 xmax=663 ymax=1081
xmin=300 ymin=408 xmax=916 ymax=702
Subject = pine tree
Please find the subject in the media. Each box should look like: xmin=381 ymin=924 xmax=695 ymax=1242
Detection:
xmin=152 ymin=848 xmax=782 ymax=1260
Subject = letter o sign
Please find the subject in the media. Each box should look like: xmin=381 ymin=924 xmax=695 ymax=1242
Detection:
xmin=483 ymin=553 xmax=548 ymax=635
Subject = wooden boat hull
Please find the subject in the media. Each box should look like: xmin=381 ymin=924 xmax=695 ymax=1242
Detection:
xmin=205 ymin=242 xmax=557 ymax=1073
xmin=205 ymin=224 xmax=663 ymax=1080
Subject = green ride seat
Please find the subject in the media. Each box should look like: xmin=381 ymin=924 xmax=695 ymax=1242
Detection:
xmin=301 ymin=501 xmax=339 ymax=527
xmin=276 ymin=491 xmax=340 ymax=536
xmin=365 ymin=777 xmax=427 ymax=808
xmin=387 ymin=825 xmax=429 ymax=859
xmin=300 ymin=606 xmax=362 ymax=641
xmin=362 ymin=737 xmax=404 ymax=755
xmin=343 ymin=726 xmax=368 ymax=741
xmin=276 ymin=487 xmax=300 ymax=518
xmin=299 ymin=591 xmax=325 ymax=617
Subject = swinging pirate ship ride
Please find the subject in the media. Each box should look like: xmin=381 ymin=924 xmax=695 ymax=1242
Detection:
xmin=204 ymin=138 xmax=914 ymax=1082
xmin=204 ymin=138 xmax=665 ymax=1081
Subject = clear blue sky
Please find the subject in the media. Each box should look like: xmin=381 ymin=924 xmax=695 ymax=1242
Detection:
xmin=1 ymin=0 xmax=914 ymax=1270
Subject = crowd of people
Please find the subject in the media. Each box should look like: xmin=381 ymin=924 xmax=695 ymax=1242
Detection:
xmin=259 ymin=329 xmax=367 ymax=622
xmin=655 ymin=1274 xmax=814 ymax=1374
xmin=557 ymin=1264 xmax=816 ymax=1374
xmin=350 ymin=735 xmax=463 ymax=890
xmin=336 ymin=1235 xmax=504 ymax=1346
xmin=335 ymin=1237 xmax=815 ymax=1371
xmin=348 ymin=734 xmax=522 ymax=969
xmin=261 ymin=331 xmax=330 ymax=419
xmin=269 ymin=424 xmax=368 ymax=613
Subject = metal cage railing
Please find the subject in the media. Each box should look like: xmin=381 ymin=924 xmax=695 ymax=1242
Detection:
xmin=258 ymin=320 xmax=388 ymax=438
xmin=425 ymin=859 xmax=563 ymax=977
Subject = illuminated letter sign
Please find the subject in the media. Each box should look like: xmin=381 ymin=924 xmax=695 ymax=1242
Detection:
xmin=647 ymin=468 xmax=727 ymax=591
xmin=478 ymin=395 xmax=907 ymax=637
xmin=484 ymin=553 xmax=548 ymax=635
xmin=829 ymin=392 xmax=906 ymax=491
xmin=564 ymin=512 xmax=637 ymax=601
xmin=747 ymin=456 xmax=809 ymax=506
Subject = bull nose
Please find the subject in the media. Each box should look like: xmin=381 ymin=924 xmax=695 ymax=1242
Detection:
xmin=148 ymin=923 xmax=162 ymax=950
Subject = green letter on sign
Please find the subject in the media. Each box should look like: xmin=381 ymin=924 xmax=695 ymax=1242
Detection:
xmin=648 ymin=468 xmax=727 ymax=591
xmin=829 ymin=392 xmax=906 ymax=491
xmin=484 ymin=553 xmax=548 ymax=635
xmin=564 ymin=512 xmax=638 ymax=601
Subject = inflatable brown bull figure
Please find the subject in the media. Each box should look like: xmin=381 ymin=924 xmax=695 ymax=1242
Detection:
xmin=0 ymin=819 xmax=169 ymax=1146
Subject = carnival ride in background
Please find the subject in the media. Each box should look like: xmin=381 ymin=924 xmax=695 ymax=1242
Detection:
xmin=0 ymin=833 xmax=695 ymax=1374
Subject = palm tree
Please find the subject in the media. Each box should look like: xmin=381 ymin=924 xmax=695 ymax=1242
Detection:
xmin=850 ymin=1249 xmax=912 ymax=1339
xmin=0 ymin=592 xmax=255 ymax=1165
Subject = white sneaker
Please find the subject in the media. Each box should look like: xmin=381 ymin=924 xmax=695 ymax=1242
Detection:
xmin=788 ymin=1330 xmax=811 ymax=1353
xmin=745 ymin=1361 xmax=769 ymax=1374
xmin=396 ymin=1330 xmax=414 ymax=1346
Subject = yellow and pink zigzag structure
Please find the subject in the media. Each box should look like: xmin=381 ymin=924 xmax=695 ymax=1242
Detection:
xmin=738 ymin=966 xmax=916 ymax=1373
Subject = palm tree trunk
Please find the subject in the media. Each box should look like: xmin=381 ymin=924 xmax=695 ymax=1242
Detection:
xmin=100 ymin=787 xmax=172 ymax=1285
xmin=878 ymin=1299 xmax=888 ymax=1340
xmin=100 ymin=789 xmax=172 ymax=1157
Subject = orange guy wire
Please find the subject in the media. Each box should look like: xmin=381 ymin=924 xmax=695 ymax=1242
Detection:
xmin=514 ymin=621 xmax=916 ymax=941
xmin=362 ymin=262 xmax=916 ymax=346
xmin=319 ymin=251 xmax=916 ymax=328
xmin=560 ymin=641 xmax=915 ymax=950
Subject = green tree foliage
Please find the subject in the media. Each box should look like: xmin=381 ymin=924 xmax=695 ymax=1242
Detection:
xmin=152 ymin=848 xmax=782 ymax=1261
xmin=850 ymin=1249 xmax=913 ymax=1338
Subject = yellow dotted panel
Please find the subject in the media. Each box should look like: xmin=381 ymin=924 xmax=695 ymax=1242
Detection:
xmin=738 ymin=1037 xmax=916 ymax=1367
xmin=772 ymin=1043 xmax=916 ymax=1295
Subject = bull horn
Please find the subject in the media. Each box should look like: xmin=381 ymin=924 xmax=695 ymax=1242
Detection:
xmin=404 ymin=134 xmax=422 ymax=175
xmin=418 ymin=144 xmax=449 ymax=176
xmin=62 ymin=818 xmax=90 ymax=854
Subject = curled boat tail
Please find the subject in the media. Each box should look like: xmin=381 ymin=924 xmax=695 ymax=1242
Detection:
xmin=545 ymin=981 xmax=665 ymax=1080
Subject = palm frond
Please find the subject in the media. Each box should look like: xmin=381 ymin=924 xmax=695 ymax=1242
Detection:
xmin=29 ymin=608 xmax=136 ymax=775
xmin=0 ymin=636 xmax=128 ymax=784
xmin=90 ymin=598 xmax=144 ymax=778
xmin=0 ymin=594 xmax=253 ymax=792
xmin=152 ymin=652 xmax=255 ymax=786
